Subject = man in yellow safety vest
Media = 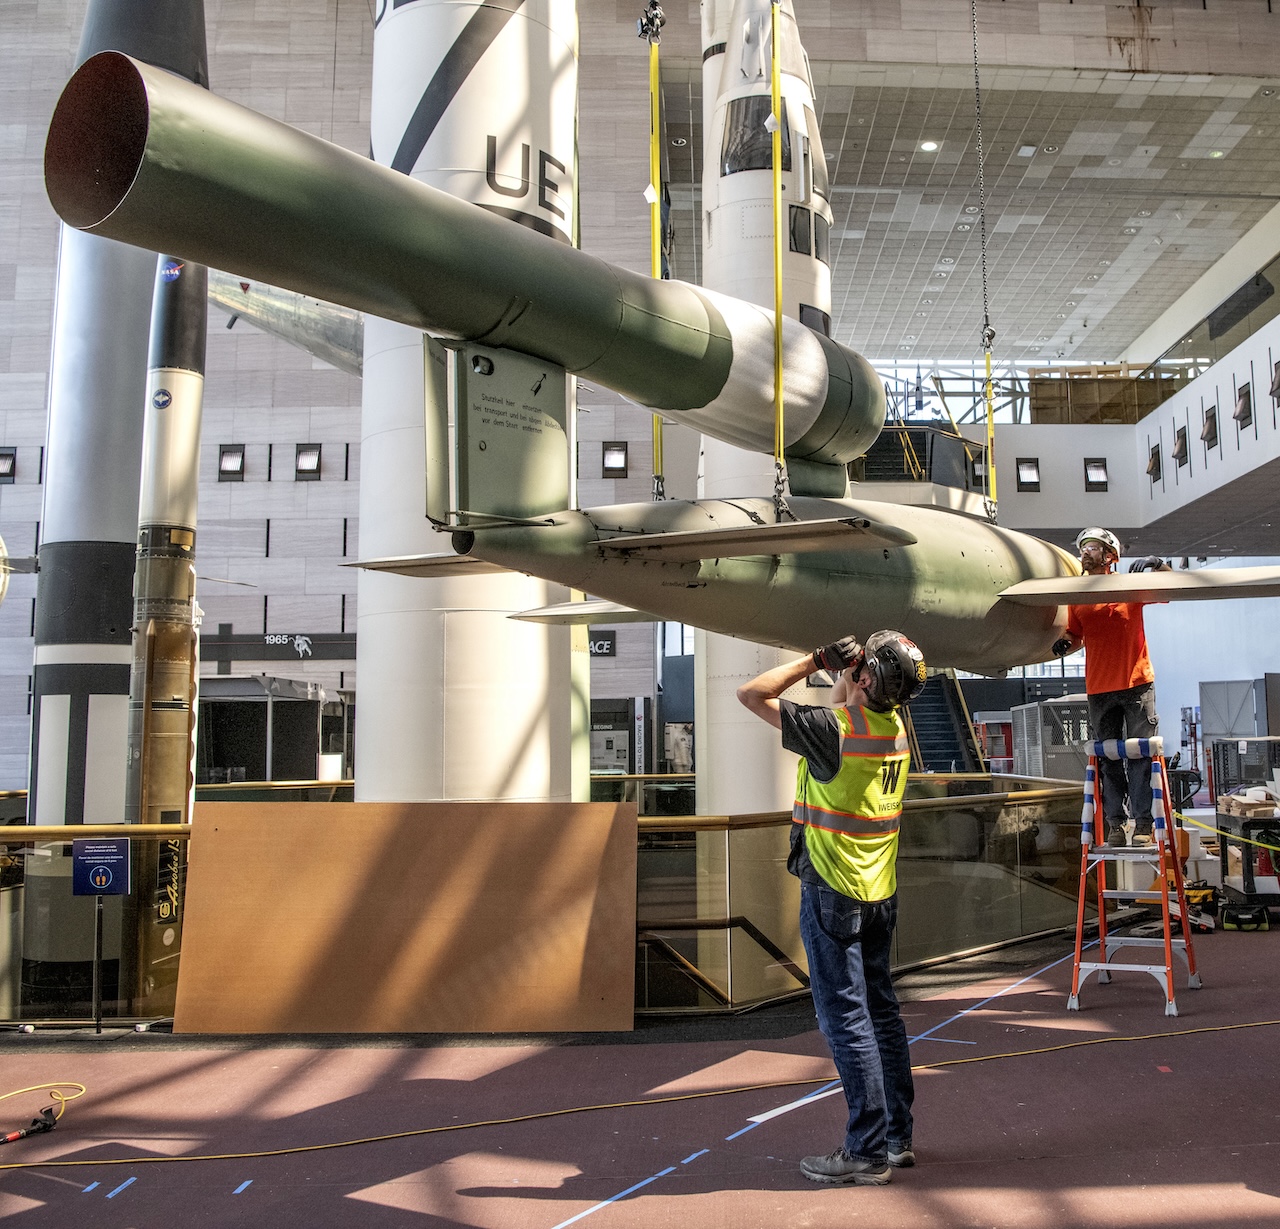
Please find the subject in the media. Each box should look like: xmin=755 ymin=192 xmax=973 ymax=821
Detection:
xmin=738 ymin=630 xmax=927 ymax=1186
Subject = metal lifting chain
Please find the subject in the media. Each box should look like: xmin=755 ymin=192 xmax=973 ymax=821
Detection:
xmin=971 ymin=0 xmax=998 ymax=522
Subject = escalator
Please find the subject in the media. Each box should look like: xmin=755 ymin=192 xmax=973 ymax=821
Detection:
xmin=904 ymin=671 xmax=985 ymax=773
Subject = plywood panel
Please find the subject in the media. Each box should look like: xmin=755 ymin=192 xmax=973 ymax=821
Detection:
xmin=174 ymin=801 xmax=637 ymax=1033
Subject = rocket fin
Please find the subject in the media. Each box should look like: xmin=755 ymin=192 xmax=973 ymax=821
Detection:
xmin=509 ymin=599 xmax=658 ymax=625
xmin=999 ymin=565 xmax=1280 ymax=606
xmin=596 ymin=515 xmax=916 ymax=563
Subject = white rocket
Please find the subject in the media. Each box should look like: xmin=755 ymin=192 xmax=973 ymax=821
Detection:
xmin=701 ymin=0 xmax=833 ymax=334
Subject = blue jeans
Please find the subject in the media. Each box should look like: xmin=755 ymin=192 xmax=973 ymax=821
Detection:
xmin=799 ymin=880 xmax=914 ymax=1163
xmin=1088 ymin=683 xmax=1158 ymax=826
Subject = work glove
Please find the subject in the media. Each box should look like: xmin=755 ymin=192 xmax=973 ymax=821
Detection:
xmin=1128 ymin=556 xmax=1167 ymax=573
xmin=812 ymin=637 xmax=863 ymax=674
xmin=1052 ymin=637 xmax=1073 ymax=657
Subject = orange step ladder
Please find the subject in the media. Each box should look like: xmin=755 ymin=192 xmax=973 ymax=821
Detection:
xmin=1067 ymin=736 xmax=1201 ymax=1016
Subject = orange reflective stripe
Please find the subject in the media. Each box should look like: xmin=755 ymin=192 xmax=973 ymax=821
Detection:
xmin=793 ymin=802 xmax=902 ymax=836
xmin=841 ymin=736 xmax=907 ymax=756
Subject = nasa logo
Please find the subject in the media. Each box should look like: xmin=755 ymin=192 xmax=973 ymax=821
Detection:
xmin=153 ymin=389 xmax=173 ymax=409
xmin=161 ymin=259 xmax=184 ymax=282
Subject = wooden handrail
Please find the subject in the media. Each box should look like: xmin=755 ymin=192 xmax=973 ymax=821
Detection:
xmin=638 ymin=783 xmax=1081 ymax=832
xmin=1 ymin=824 xmax=193 ymax=843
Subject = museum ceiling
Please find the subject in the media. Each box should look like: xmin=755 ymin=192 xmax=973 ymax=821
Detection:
xmin=661 ymin=61 xmax=1280 ymax=366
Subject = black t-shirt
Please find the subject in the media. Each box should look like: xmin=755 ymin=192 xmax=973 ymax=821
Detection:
xmin=779 ymin=699 xmax=843 ymax=884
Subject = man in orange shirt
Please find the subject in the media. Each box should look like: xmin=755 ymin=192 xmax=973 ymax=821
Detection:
xmin=1053 ymin=528 xmax=1170 ymax=847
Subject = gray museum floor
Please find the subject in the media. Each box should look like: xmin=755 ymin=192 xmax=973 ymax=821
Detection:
xmin=0 ymin=927 xmax=1275 ymax=1228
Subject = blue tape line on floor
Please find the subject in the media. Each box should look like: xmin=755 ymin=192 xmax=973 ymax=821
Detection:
xmin=549 ymin=1167 xmax=677 ymax=1229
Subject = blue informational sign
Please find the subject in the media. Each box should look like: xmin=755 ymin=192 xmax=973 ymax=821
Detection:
xmin=71 ymin=839 xmax=132 ymax=897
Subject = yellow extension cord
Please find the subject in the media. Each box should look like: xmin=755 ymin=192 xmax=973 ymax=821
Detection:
xmin=0 ymin=1018 xmax=1276 ymax=1172
xmin=0 ymin=1083 xmax=84 ymax=1124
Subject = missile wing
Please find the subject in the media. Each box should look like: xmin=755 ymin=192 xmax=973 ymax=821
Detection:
xmin=1000 ymin=567 xmax=1280 ymax=606
xmin=510 ymin=599 xmax=661 ymax=626
xmin=207 ymin=271 xmax=363 ymax=376
xmin=354 ymin=554 xmax=508 ymax=580
xmin=593 ymin=515 xmax=917 ymax=562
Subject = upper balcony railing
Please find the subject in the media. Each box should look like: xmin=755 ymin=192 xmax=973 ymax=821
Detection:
xmin=875 ymin=256 xmax=1280 ymax=429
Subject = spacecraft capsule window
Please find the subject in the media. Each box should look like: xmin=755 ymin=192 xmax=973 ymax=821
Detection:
xmin=805 ymin=106 xmax=828 ymax=200
xmin=814 ymin=212 xmax=830 ymax=265
xmin=789 ymin=205 xmax=812 ymax=255
xmin=721 ymin=96 xmax=791 ymax=177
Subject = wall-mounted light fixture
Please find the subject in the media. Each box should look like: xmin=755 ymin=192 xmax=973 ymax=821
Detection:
xmin=1234 ymin=383 xmax=1253 ymax=428
xmin=1172 ymin=426 xmax=1189 ymax=467
xmin=0 ymin=447 xmax=15 ymax=485
xmin=1083 ymin=457 xmax=1108 ymax=492
xmin=1015 ymin=457 xmax=1040 ymax=493
xmin=295 ymin=443 xmax=322 ymax=481
xmin=1147 ymin=444 xmax=1162 ymax=482
xmin=602 ymin=441 xmax=628 ymax=479
xmin=1200 ymin=407 xmax=1219 ymax=450
xmin=218 ymin=444 xmax=245 ymax=482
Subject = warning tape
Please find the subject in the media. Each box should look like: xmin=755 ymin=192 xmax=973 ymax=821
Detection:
xmin=1173 ymin=810 xmax=1280 ymax=855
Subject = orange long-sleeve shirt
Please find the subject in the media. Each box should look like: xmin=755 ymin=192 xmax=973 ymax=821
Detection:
xmin=1066 ymin=601 xmax=1155 ymax=695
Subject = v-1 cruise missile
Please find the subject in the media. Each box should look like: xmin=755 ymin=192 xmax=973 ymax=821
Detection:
xmin=45 ymin=51 xmax=884 ymax=475
xmin=366 ymin=493 xmax=1081 ymax=674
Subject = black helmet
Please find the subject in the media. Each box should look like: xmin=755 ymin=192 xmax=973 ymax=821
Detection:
xmin=863 ymin=631 xmax=927 ymax=711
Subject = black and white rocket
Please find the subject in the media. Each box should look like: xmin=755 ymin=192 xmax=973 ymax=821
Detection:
xmin=25 ymin=0 xmax=207 ymax=1017
xmin=125 ymin=255 xmax=207 ymax=827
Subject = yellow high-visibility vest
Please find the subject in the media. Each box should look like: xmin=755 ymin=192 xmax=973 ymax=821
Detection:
xmin=793 ymin=704 xmax=910 ymax=901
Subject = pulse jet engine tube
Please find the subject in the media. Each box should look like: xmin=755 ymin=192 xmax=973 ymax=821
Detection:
xmin=44 ymin=52 xmax=885 ymax=468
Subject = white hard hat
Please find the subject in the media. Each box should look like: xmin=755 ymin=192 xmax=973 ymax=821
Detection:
xmin=1075 ymin=527 xmax=1121 ymax=558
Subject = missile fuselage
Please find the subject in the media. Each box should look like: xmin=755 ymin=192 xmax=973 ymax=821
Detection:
xmin=456 ymin=498 xmax=1078 ymax=673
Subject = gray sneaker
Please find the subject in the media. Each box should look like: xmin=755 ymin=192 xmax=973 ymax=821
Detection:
xmin=800 ymin=1148 xmax=892 ymax=1185
xmin=1106 ymin=825 xmax=1127 ymax=847
xmin=888 ymin=1143 xmax=915 ymax=1168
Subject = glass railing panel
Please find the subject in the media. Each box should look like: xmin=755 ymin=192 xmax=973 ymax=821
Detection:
xmin=894 ymin=799 xmax=1019 ymax=966
xmin=635 ymin=828 xmax=714 ymax=1009
xmin=1010 ymin=793 xmax=1090 ymax=935
xmin=726 ymin=824 xmax=805 ymax=1002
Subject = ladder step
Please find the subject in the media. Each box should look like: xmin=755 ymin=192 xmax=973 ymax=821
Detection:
xmin=1102 ymin=937 xmax=1188 ymax=950
xmin=1077 ymin=961 xmax=1178 ymax=973
xmin=1087 ymin=850 xmax=1163 ymax=862
xmin=1100 ymin=890 xmax=1169 ymax=900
